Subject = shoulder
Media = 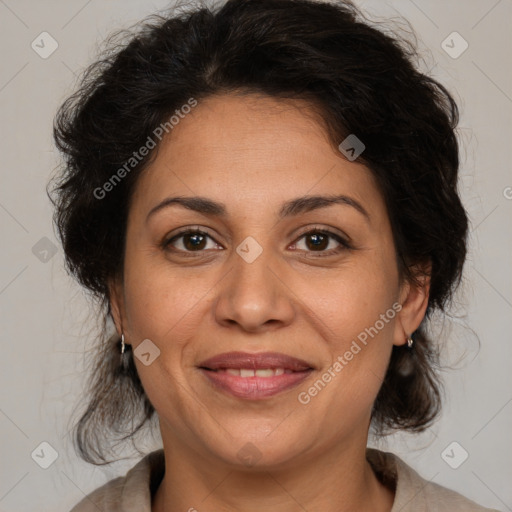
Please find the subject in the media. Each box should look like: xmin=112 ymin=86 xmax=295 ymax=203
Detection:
xmin=367 ymin=448 xmax=501 ymax=512
xmin=69 ymin=449 xmax=165 ymax=512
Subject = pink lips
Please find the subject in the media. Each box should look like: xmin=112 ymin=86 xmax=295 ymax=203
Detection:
xmin=198 ymin=351 xmax=314 ymax=400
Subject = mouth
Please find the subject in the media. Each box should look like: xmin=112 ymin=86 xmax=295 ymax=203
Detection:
xmin=197 ymin=351 xmax=314 ymax=400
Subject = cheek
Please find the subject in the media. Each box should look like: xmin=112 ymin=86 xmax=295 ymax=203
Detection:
xmin=294 ymin=253 xmax=399 ymax=403
xmin=299 ymin=261 xmax=398 ymax=345
xmin=122 ymin=262 xmax=205 ymax=421
xmin=122 ymin=252 xmax=207 ymax=342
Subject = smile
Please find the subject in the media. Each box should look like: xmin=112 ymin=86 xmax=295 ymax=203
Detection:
xmin=197 ymin=351 xmax=314 ymax=399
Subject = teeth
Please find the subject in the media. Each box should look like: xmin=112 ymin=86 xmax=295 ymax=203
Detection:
xmin=222 ymin=368 xmax=288 ymax=377
xmin=255 ymin=369 xmax=274 ymax=377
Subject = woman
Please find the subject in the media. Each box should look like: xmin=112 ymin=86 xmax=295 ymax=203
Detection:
xmin=49 ymin=0 xmax=500 ymax=510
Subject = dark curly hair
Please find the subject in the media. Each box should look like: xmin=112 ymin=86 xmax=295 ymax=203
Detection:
xmin=49 ymin=0 xmax=468 ymax=465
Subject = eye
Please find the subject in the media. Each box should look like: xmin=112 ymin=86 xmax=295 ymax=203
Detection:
xmin=161 ymin=226 xmax=352 ymax=256
xmin=290 ymin=227 xmax=352 ymax=256
xmin=162 ymin=228 xmax=222 ymax=253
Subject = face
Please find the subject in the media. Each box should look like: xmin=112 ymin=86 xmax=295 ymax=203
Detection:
xmin=109 ymin=93 xmax=429 ymax=470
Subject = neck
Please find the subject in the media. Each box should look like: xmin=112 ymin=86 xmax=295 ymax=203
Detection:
xmin=152 ymin=435 xmax=394 ymax=512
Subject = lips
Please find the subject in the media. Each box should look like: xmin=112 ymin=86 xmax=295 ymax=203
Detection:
xmin=197 ymin=351 xmax=314 ymax=400
xmin=198 ymin=351 xmax=314 ymax=372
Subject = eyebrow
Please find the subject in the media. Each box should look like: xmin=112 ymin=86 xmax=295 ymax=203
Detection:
xmin=146 ymin=194 xmax=370 ymax=224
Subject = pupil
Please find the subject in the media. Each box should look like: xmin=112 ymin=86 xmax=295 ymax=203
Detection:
xmin=308 ymin=233 xmax=327 ymax=250
xmin=185 ymin=233 xmax=206 ymax=250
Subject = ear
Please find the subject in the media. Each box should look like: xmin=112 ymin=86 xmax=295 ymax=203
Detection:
xmin=108 ymin=276 xmax=126 ymax=339
xmin=393 ymin=263 xmax=431 ymax=346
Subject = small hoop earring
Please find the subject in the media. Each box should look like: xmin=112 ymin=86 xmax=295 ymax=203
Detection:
xmin=119 ymin=333 xmax=131 ymax=373
xmin=407 ymin=336 xmax=414 ymax=348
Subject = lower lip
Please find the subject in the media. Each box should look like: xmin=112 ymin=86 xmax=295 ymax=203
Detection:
xmin=199 ymin=369 xmax=313 ymax=400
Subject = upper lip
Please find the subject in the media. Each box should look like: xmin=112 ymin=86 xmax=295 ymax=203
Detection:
xmin=198 ymin=351 xmax=314 ymax=371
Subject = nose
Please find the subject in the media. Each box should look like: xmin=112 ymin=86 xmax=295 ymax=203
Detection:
xmin=213 ymin=241 xmax=296 ymax=333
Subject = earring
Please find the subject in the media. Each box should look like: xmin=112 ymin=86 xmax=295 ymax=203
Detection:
xmin=119 ymin=333 xmax=131 ymax=372
xmin=407 ymin=335 xmax=414 ymax=348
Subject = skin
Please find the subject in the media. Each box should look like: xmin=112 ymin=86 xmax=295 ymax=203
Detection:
xmin=109 ymin=92 xmax=430 ymax=512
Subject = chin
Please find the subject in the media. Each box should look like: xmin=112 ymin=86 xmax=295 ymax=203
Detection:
xmin=204 ymin=423 xmax=312 ymax=470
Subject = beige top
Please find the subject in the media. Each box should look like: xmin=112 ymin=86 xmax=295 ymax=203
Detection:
xmin=70 ymin=448 xmax=500 ymax=511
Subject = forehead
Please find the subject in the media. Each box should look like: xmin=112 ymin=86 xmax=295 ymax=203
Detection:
xmin=130 ymin=93 xmax=384 ymax=220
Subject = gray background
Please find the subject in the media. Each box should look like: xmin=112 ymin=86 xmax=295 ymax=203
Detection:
xmin=0 ymin=0 xmax=510 ymax=511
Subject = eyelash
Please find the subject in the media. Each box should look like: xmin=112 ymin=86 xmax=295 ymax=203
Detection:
xmin=161 ymin=226 xmax=352 ymax=257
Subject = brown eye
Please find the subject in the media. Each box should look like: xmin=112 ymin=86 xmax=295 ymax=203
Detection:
xmin=304 ymin=232 xmax=329 ymax=251
xmin=163 ymin=229 xmax=220 ymax=253
xmin=182 ymin=232 xmax=207 ymax=250
xmin=291 ymin=228 xmax=351 ymax=256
